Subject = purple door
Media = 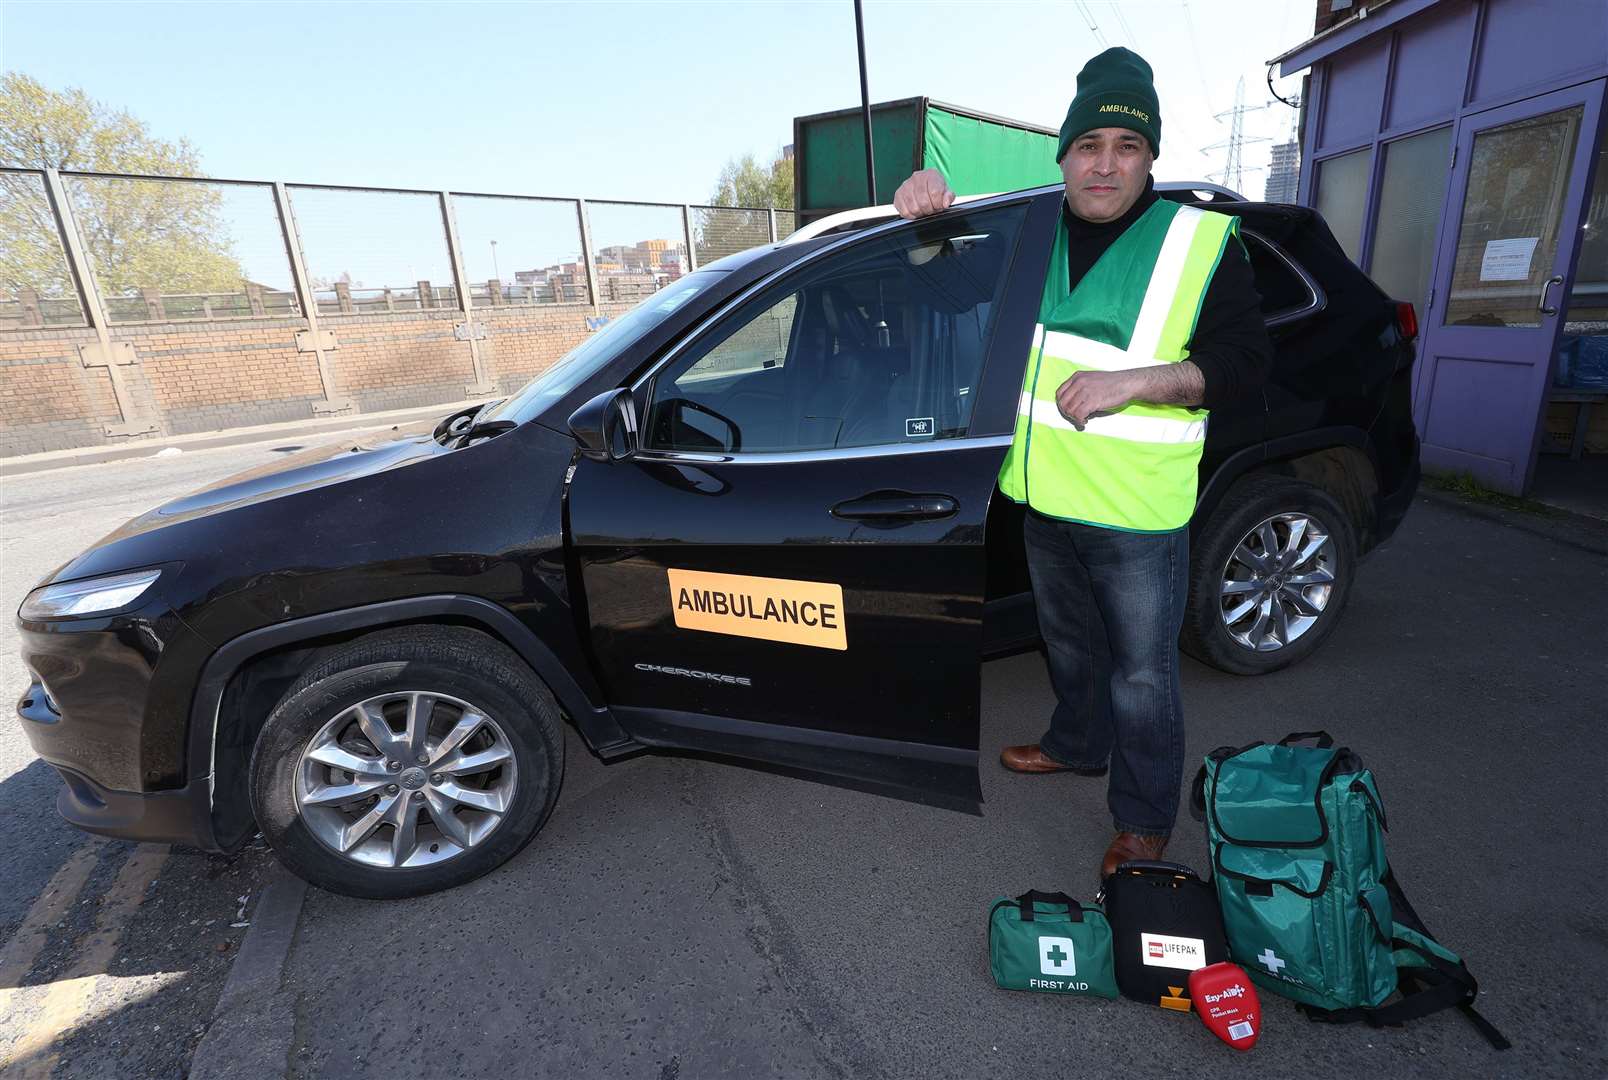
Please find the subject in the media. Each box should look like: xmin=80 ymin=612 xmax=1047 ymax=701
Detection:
xmin=1415 ymin=80 xmax=1604 ymax=494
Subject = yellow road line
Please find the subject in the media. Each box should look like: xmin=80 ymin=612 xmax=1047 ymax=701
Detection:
xmin=0 ymin=839 xmax=105 ymax=994
xmin=0 ymin=843 xmax=170 ymax=1078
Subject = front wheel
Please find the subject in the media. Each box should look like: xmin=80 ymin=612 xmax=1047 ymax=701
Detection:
xmin=249 ymin=626 xmax=563 ymax=899
xmin=1182 ymin=475 xmax=1358 ymax=675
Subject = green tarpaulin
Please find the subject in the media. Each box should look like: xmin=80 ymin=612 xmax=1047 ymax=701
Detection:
xmin=794 ymin=98 xmax=1060 ymax=224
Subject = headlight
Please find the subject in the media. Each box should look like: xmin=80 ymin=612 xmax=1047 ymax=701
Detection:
xmin=19 ymin=568 xmax=162 ymax=620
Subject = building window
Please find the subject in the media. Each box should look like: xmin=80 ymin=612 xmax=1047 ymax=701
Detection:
xmin=1366 ymin=127 xmax=1452 ymax=321
xmin=1312 ymin=148 xmax=1372 ymax=265
xmin=1443 ymin=107 xmax=1583 ymax=329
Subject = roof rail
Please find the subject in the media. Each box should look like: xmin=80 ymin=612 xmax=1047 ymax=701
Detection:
xmin=1155 ymin=181 xmax=1247 ymax=201
xmin=783 ymin=191 xmax=1009 ymax=244
xmin=785 ymin=179 xmax=1245 ymax=244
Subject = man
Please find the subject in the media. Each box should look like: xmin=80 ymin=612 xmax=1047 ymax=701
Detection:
xmin=894 ymin=47 xmax=1272 ymax=879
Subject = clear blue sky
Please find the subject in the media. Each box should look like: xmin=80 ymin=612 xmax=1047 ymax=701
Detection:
xmin=2 ymin=0 xmax=1313 ymax=286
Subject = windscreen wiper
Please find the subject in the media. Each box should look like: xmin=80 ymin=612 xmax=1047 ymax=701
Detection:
xmin=435 ymin=399 xmax=508 ymax=444
xmin=452 ymin=418 xmax=517 ymax=447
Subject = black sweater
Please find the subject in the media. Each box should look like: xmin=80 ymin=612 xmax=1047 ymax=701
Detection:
xmin=1061 ymin=177 xmax=1272 ymax=410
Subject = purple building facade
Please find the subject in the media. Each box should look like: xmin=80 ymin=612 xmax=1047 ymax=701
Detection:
xmin=1274 ymin=0 xmax=1608 ymax=494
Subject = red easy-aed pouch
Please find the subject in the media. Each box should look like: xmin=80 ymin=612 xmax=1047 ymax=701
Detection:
xmin=1189 ymin=963 xmax=1261 ymax=1051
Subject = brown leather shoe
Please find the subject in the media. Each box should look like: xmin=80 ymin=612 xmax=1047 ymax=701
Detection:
xmin=1100 ymin=831 xmax=1169 ymax=880
xmin=999 ymin=744 xmax=1108 ymax=775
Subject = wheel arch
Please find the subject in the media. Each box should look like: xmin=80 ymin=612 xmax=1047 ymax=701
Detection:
xmin=191 ymin=595 xmax=634 ymax=851
xmin=1198 ymin=428 xmax=1381 ymax=552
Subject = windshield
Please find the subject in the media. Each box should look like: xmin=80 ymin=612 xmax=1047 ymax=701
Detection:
xmin=482 ymin=270 xmax=727 ymax=424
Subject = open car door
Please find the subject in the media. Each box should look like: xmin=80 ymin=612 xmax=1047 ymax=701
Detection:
xmin=566 ymin=194 xmax=1058 ymax=809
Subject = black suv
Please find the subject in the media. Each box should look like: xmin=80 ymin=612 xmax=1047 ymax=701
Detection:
xmin=16 ymin=183 xmax=1419 ymax=898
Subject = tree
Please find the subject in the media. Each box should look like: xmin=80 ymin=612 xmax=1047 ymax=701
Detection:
xmin=695 ymin=150 xmax=795 ymax=265
xmin=707 ymin=151 xmax=794 ymax=210
xmin=0 ymin=73 xmax=244 ymax=305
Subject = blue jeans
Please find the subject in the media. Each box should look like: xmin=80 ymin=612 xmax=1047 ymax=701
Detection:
xmin=1023 ymin=510 xmax=1188 ymax=838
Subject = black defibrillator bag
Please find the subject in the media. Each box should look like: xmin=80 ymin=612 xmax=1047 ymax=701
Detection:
xmin=1101 ymin=860 xmax=1228 ymax=1010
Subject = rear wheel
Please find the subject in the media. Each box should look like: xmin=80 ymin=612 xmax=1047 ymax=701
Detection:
xmin=249 ymin=626 xmax=563 ymax=898
xmin=1183 ymin=475 xmax=1357 ymax=675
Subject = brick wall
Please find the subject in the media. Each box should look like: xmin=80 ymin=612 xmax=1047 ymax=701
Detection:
xmin=0 ymin=299 xmax=637 ymax=457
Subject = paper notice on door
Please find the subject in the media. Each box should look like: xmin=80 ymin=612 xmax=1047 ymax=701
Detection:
xmin=1480 ymin=237 xmax=1540 ymax=281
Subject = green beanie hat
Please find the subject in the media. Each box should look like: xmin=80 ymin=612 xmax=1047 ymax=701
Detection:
xmin=1056 ymin=47 xmax=1161 ymax=162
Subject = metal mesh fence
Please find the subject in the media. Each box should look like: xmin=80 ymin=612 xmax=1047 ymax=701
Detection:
xmin=287 ymin=186 xmax=455 ymax=315
xmin=694 ymin=206 xmax=772 ymax=267
xmin=0 ymin=169 xmax=87 ymax=328
xmin=452 ymin=194 xmax=588 ymax=306
xmin=3 ymin=164 xmax=789 ymax=331
xmin=586 ymin=201 xmax=689 ymax=303
xmin=774 ymin=210 xmax=797 ymax=239
xmin=63 ymin=175 xmax=298 ymax=324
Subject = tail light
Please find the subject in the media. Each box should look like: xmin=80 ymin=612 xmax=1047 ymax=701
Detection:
xmin=1395 ymin=301 xmax=1418 ymax=342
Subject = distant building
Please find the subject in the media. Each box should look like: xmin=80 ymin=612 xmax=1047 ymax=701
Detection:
xmin=1263 ymin=140 xmax=1300 ymax=203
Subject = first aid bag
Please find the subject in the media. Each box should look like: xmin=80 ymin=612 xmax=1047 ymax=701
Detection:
xmin=987 ymin=890 xmax=1118 ymax=998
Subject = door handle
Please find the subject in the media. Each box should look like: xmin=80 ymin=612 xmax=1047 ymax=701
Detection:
xmin=831 ymin=492 xmax=958 ymax=520
xmin=1538 ymin=274 xmax=1564 ymax=316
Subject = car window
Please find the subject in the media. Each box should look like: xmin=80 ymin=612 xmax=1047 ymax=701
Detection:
xmin=643 ymin=204 xmax=1027 ymax=454
xmin=1244 ymin=231 xmax=1319 ymax=324
xmin=482 ymin=270 xmax=727 ymax=425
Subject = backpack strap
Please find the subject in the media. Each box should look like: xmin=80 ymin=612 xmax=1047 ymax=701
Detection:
xmin=1299 ymin=870 xmax=1510 ymax=1050
xmin=1299 ymin=932 xmax=1509 ymax=1049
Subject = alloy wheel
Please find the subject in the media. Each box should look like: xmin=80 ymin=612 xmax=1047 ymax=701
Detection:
xmin=294 ymin=691 xmax=518 ymax=869
xmin=1218 ymin=512 xmax=1337 ymax=652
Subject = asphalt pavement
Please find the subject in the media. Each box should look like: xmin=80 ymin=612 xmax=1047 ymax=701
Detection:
xmin=0 ymin=435 xmax=368 ymax=1078
xmin=1 ymin=436 xmax=1604 ymax=1079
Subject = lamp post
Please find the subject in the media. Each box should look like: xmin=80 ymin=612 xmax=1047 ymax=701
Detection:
xmin=853 ymin=0 xmax=876 ymax=206
xmin=490 ymin=240 xmax=501 ymax=283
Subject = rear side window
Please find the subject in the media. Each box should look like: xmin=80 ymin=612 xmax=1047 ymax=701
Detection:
xmin=1244 ymin=231 xmax=1320 ymax=326
xmin=643 ymin=204 xmax=1028 ymax=454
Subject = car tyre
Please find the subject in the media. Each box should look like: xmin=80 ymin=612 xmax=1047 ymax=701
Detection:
xmin=249 ymin=625 xmax=563 ymax=899
xmin=1182 ymin=474 xmax=1357 ymax=675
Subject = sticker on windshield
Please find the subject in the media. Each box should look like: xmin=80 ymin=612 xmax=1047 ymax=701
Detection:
xmin=906 ymin=417 xmax=934 ymax=438
xmin=667 ymin=569 xmax=846 ymax=650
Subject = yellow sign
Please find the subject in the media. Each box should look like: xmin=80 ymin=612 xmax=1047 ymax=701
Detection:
xmin=667 ymin=569 xmax=847 ymax=651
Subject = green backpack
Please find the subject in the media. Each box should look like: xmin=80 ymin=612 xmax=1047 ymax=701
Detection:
xmin=1193 ymin=731 xmax=1508 ymax=1049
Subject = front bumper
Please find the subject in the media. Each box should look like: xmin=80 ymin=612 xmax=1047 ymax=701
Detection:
xmin=17 ymin=596 xmax=218 ymax=847
xmin=52 ymin=764 xmax=220 ymax=849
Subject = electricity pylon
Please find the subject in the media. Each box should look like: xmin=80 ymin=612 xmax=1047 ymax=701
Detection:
xmin=1200 ymin=76 xmax=1273 ymax=194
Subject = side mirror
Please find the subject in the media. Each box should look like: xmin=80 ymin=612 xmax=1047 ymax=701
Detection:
xmin=567 ymin=388 xmax=638 ymax=462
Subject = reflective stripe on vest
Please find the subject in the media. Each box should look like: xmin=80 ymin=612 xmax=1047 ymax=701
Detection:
xmin=998 ymin=202 xmax=1236 ymax=532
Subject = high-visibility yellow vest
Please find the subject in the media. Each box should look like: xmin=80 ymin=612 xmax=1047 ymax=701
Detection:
xmin=998 ymin=199 xmax=1237 ymax=532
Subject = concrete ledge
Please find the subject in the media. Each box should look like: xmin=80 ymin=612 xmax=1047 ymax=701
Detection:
xmin=1418 ymin=487 xmax=1608 ymax=557
xmin=0 ymin=397 xmax=490 ymax=478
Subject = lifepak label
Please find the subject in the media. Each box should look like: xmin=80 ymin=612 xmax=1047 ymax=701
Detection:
xmin=666 ymin=569 xmax=847 ymax=651
xmin=1141 ymin=933 xmax=1208 ymax=971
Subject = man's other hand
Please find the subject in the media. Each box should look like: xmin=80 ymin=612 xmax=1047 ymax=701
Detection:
xmin=1055 ymin=370 xmax=1138 ymax=428
xmin=894 ymin=169 xmax=955 ymax=219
